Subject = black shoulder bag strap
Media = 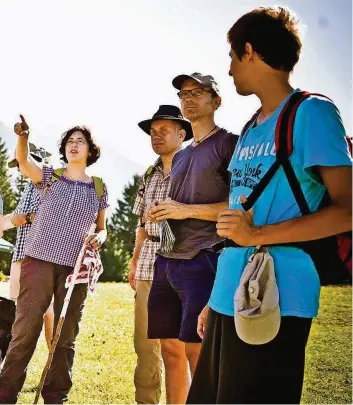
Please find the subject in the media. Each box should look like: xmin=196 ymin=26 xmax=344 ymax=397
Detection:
xmin=242 ymin=91 xmax=314 ymax=213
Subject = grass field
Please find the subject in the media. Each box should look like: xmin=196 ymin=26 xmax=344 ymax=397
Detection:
xmin=0 ymin=283 xmax=351 ymax=404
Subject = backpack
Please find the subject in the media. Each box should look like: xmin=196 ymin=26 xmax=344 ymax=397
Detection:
xmin=137 ymin=165 xmax=155 ymax=197
xmin=239 ymin=91 xmax=352 ymax=285
xmin=0 ymin=296 xmax=16 ymax=363
xmin=48 ymin=168 xmax=104 ymax=199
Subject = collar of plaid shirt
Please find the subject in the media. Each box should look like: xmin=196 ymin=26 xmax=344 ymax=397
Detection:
xmin=151 ymin=157 xmax=164 ymax=176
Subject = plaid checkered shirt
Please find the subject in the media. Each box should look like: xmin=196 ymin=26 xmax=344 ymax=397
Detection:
xmin=25 ymin=166 xmax=109 ymax=268
xmin=133 ymin=158 xmax=170 ymax=280
xmin=12 ymin=181 xmax=41 ymax=262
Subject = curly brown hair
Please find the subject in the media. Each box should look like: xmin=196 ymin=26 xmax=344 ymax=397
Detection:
xmin=59 ymin=126 xmax=101 ymax=167
xmin=228 ymin=7 xmax=302 ymax=72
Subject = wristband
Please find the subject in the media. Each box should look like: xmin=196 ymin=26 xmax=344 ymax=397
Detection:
xmin=25 ymin=213 xmax=33 ymax=224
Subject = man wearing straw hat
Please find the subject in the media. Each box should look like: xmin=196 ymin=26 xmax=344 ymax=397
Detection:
xmin=129 ymin=104 xmax=191 ymax=404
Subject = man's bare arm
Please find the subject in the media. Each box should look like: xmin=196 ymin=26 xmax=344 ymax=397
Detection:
xmin=128 ymin=224 xmax=148 ymax=290
xmin=148 ymin=200 xmax=229 ymax=222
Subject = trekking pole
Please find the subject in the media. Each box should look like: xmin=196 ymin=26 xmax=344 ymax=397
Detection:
xmin=33 ymin=224 xmax=96 ymax=404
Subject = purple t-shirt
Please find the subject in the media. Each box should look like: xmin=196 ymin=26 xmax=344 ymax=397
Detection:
xmin=160 ymin=129 xmax=238 ymax=259
xmin=25 ymin=166 xmax=109 ymax=267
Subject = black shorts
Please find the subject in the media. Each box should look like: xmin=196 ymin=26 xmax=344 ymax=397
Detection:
xmin=187 ymin=308 xmax=312 ymax=404
xmin=148 ymin=251 xmax=218 ymax=343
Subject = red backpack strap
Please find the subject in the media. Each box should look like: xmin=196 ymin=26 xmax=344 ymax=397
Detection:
xmin=276 ymin=92 xmax=334 ymax=216
xmin=242 ymin=94 xmax=304 ymax=212
xmin=242 ymin=91 xmax=332 ymax=213
xmin=275 ymin=91 xmax=333 ymax=157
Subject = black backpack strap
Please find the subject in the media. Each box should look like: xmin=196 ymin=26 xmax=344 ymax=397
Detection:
xmin=240 ymin=108 xmax=262 ymax=139
xmin=241 ymin=92 xmax=306 ymax=212
xmin=242 ymin=157 xmax=311 ymax=215
xmin=242 ymin=159 xmax=281 ymax=212
xmin=237 ymin=109 xmax=264 ymax=211
xmin=281 ymin=159 xmax=310 ymax=215
xmin=242 ymin=91 xmax=331 ymax=214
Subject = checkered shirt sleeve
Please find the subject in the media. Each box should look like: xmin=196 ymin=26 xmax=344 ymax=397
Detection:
xmin=12 ymin=182 xmax=41 ymax=262
xmin=35 ymin=165 xmax=54 ymax=190
xmin=14 ymin=182 xmax=40 ymax=215
xmin=99 ymin=183 xmax=109 ymax=211
xmin=133 ymin=179 xmax=146 ymax=218
xmin=133 ymin=167 xmax=170 ymax=280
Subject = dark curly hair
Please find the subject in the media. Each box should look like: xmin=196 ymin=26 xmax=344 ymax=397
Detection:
xmin=59 ymin=126 xmax=101 ymax=167
xmin=228 ymin=7 xmax=302 ymax=72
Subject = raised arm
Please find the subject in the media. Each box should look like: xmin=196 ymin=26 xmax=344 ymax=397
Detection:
xmin=14 ymin=115 xmax=43 ymax=184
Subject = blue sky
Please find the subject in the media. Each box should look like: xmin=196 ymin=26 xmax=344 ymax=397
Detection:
xmin=0 ymin=0 xmax=351 ymax=208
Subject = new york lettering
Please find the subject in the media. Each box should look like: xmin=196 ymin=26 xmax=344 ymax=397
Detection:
xmin=242 ymin=177 xmax=258 ymax=189
xmin=232 ymin=167 xmax=243 ymax=178
xmin=244 ymin=163 xmax=263 ymax=180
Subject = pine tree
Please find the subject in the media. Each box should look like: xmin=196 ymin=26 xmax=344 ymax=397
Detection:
xmin=14 ymin=173 xmax=29 ymax=204
xmin=0 ymin=138 xmax=16 ymax=214
xmin=110 ymin=174 xmax=141 ymax=254
xmin=100 ymin=174 xmax=140 ymax=281
xmin=0 ymin=137 xmax=17 ymax=275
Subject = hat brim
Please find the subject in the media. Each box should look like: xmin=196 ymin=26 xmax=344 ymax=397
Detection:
xmin=235 ymin=305 xmax=281 ymax=345
xmin=31 ymin=153 xmax=43 ymax=163
xmin=8 ymin=153 xmax=42 ymax=169
xmin=138 ymin=115 xmax=193 ymax=142
xmin=8 ymin=159 xmax=18 ymax=168
xmin=172 ymin=74 xmax=203 ymax=90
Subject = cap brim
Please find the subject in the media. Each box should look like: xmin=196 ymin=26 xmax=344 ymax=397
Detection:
xmin=235 ymin=306 xmax=281 ymax=345
xmin=8 ymin=159 xmax=18 ymax=168
xmin=172 ymin=74 xmax=203 ymax=90
xmin=138 ymin=116 xmax=193 ymax=142
xmin=30 ymin=153 xmax=42 ymax=163
xmin=8 ymin=153 xmax=42 ymax=168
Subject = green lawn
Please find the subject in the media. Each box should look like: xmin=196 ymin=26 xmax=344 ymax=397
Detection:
xmin=1 ymin=283 xmax=351 ymax=404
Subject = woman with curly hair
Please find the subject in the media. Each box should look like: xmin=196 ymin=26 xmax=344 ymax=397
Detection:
xmin=0 ymin=115 xmax=109 ymax=404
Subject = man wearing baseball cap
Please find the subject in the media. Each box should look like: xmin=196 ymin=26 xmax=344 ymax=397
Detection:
xmin=129 ymin=105 xmax=190 ymax=404
xmin=147 ymin=73 xmax=238 ymax=402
